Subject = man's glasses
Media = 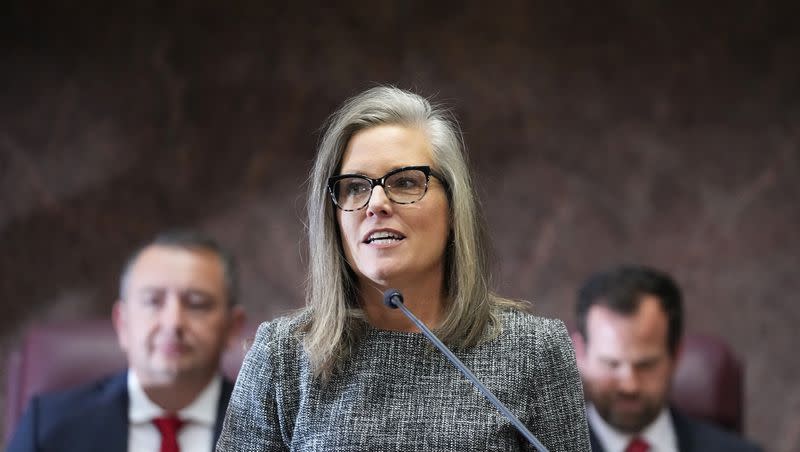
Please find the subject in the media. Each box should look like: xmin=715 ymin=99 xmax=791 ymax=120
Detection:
xmin=327 ymin=165 xmax=444 ymax=211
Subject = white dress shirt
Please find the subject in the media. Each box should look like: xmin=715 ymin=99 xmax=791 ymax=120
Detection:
xmin=127 ymin=370 xmax=222 ymax=452
xmin=588 ymin=404 xmax=679 ymax=452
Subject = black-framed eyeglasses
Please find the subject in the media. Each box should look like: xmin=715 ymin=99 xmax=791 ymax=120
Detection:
xmin=327 ymin=165 xmax=444 ymax=211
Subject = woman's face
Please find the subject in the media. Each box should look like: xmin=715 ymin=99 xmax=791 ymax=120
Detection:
xmin=335 ymin=124 xmax=450 ymax=291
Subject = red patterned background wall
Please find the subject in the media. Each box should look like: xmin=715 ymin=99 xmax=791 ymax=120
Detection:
xmin=1 ymin=2 xmax=797 ymax=450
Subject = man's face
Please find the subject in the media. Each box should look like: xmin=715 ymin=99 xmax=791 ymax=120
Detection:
xmin=576 ymin=296 xmax=677 ymax=433
xmin=113 ymin=245 xmax=243 ymax=386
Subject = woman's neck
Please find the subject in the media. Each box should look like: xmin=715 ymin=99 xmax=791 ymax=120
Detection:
xmin=358 ymin=277 xmax=446 ymax=332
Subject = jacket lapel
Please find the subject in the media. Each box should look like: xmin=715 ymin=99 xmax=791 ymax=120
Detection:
xmin=670 ymin=409 xmax=695 ymax=452
xmin=63 ymin=371 xmax=129 ymax=452
xmin=212 ymin=378 xmax=235 ymax=446
xmin=588 ymin=424 xmax=606 ymax=452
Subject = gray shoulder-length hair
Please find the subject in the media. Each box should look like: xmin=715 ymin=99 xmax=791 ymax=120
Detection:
xmin=303 ymin=86 xmax=524 ymax=379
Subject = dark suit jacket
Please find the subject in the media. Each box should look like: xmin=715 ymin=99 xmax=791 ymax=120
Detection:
xmin=6 ymin=371 xmax=234 ymax=452
xmin=588 ymin=409 xmax=762 ymax=452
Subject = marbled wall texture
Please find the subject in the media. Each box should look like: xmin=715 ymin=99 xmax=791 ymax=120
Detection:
xmin=1 ymin=1 xmax=797 ymax=449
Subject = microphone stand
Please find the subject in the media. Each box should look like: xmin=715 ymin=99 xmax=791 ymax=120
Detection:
xmin=384 ymin=289 xmax=550 ymax=452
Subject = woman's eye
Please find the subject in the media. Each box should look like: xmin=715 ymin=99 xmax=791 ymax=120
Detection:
xmin=393 ymin=177 xmax=418 ymax=188
xmin=345 ymin=181 xmax=369 ymax=195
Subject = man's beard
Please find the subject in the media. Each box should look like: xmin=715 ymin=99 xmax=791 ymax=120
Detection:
xmin=590 ymin=389 xmax=664 ymax=434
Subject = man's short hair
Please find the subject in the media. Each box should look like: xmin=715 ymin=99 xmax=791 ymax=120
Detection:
xmin=576 ymin=264 xmax=683 ymax=355
xmin=119 ymin=229 xmax=239 ymax=306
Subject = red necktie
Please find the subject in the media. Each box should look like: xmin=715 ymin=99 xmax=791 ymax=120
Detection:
xmin=152 ymin=416 xmax=184 ymax=452
xmin=625 ymin=437 xmax=650 ymax=452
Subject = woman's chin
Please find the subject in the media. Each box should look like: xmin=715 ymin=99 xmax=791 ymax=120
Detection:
xmin=355 ymin=260 xmax=442 ymax=291
xmin=358 ymin=267 xmax=405 ymax=289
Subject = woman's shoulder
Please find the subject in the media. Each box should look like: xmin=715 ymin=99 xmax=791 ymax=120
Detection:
xmin=494 ymin=308 xmax=579 ymax=379
xmin=495 ymin=307 xmax=571 ymax=344
xmin=252 ymin=309 xmax=311 ymax=349
xmin=233 ymin=311 xmax=311 ymax=388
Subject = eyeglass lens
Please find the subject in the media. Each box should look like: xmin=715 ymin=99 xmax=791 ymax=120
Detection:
xmin=332 ymin=168 xmax=428 ymax=210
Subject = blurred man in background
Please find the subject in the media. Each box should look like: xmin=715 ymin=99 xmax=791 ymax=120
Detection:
xmin=8 ymin=230 xmax=246 ymax=452
xmin=573 ymin=265 xmax=761 ymax=452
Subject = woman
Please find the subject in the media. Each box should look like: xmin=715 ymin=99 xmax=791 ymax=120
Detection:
xmin=216 ymin=86 xmax=590 ymax=451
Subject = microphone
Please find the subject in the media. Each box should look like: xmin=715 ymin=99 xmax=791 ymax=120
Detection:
xmin=383 ymin=289 xmax=550 ymax=452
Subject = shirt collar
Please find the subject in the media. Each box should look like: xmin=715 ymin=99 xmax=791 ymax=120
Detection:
xmin=127 ymin=370 xmax=222 ymax=427
xmin=587 ymin=404 xmax=678 ymax=452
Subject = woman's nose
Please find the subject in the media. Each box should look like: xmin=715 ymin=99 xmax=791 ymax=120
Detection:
xmin=365 ymin=185 xmax=393 ymax=217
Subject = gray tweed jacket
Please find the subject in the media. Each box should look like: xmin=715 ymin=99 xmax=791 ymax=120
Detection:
xmin=216 ymin=309 xmax=591 ymax=452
